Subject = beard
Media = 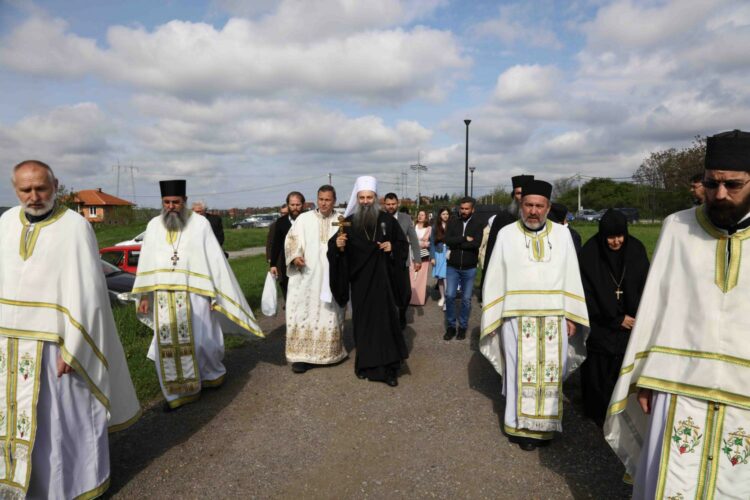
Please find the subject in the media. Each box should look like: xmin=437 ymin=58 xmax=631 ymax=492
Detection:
xmin=161 ymin=206 xmax=189 ymax=232
xmin=353 ymin=199 xmax=381 ymax=231
xmin=23 ymin=197 xmax=55 ymax=217
xmin=705 ymin=194 xmax=750 ymax=229
xmin=508 ymin=199 xmax=520 ymax=218
xmin=521 ymin=213 xmax=547 ymax=231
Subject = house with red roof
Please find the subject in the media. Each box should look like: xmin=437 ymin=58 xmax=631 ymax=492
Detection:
xmin=73 ymin=188 xmax=134 ymax=223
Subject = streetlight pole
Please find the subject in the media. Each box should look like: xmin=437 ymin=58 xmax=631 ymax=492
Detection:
xmin=469 ymin=166 xmax=476 ymax=198
xmin=464 ymin=119 xmax=471 ymax=197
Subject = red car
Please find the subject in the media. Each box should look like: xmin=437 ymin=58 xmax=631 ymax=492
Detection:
xmin=100 ymin=244 xmax=141 ymax=274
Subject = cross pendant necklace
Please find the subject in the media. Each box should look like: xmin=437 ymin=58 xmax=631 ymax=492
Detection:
xmin=169 ymin=231 xmax=183 ymax=269
xmin=608 ymin=265 xmax=626 ymax=301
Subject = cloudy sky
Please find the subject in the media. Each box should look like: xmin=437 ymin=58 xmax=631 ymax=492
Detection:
xmin=1 ymin=0 xmax=748 ymax=208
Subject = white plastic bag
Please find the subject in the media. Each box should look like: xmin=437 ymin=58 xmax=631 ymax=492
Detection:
xmin=261 ymin=272 xmax=278 ymax=316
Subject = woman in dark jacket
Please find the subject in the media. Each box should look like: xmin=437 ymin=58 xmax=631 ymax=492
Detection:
xmin=579 ymin=209 xmax=650 ymax=426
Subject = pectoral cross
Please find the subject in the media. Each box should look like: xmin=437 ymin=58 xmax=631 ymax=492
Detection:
xmin=332 ymin=215 xmax=351 ymax=235
xmin=171 ymin=251 xmax=180 ymax=267
xmin=615 ymin=288 xmax=623 ymax=300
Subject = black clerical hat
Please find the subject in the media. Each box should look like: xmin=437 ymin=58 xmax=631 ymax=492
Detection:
xmin=511 ymin=174 xmax=534 ymax=190
xmin=522 ymin=179 xmax=552 ymax=199
xmin=705 ymin=130 xmax=750 ymax=172
xmin=159 ymin=179 xmax=186 ymax=197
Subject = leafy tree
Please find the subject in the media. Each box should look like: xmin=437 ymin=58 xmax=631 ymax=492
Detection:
xmin=56 ymin=184 xmax=78 ymax=210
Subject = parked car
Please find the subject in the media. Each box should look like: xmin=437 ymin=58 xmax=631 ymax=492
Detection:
xmin=100 ymin=244 xmax=141 ymax=274
xmin=614 ymin=207 xmax=640 ymax=223
xmin=101 ymin=259 xmax=135 ymax=305
xmin=231 ymin=213 xmax=278 ymax=228
xmin=232 ymin=216 xmax=260 ymax=229
xmin=115 ymin=231 xmax=145 ymax=246
xmin=252 ymin=214 xmax=276 ymax=228
xmin=576 ymin=209 xmax=600 ymax=222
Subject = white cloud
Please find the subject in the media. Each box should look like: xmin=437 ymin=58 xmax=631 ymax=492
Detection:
xmin=0 ymin=13 xmax=468 ymax=103
xmin=0 ymin=103 xmax=118 ymax=202
xmin=582 ymin=0 xmax=720 ymax=50
xmin=131 ymin=94 xmax=432 ymax=156
xmin=212 ymin=0 xmax=446 ymax=38
xmin=493 ymin=64 xmax=561 ymax=103
xmin=472 ymin=5 xmax=562 ymax=49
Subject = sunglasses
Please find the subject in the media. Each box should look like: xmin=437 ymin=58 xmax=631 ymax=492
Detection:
xmin=702 ymin=179 xmax=749 ymax=192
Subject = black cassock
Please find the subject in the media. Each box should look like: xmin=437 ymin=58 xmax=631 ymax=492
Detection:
xmin=578 ymin=210 xmax=649 ymax=426
xmin=327 ymin=211 xmax=409 ymax=381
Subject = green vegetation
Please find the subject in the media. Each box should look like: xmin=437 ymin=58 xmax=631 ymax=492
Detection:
xmin=112 ymin=254 xmax=267 ymax=403
xmin=94 ymin=219 xmax=268 ymax=251
xmin=223 ymin=228 xmax=269 ymax=251
xmin=570 ymin=222 xmax=662 ymax=259
xmin=95 ymin=222 xmax=147 ymax=248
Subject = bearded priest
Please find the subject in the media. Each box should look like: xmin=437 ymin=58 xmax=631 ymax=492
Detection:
xmin=605 ymin=130 xmax=750 ymax=499
xmin=0 ymin=160 xmax=141 ymax=498
xmin=327 ymin=176 xmax=410 ymax=387
xmin=480 ymin=179 xmax=589 ymax=451
xmin=134 ymin=180 xmax=264 ymax=410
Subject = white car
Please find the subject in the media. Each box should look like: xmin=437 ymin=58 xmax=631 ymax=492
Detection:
xmin=115 ymin=231 xmax=145 ymax=246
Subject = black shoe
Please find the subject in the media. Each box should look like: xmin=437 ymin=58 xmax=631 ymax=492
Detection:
xmin=292 ymin=362 xmax=310 ymax=374
xmin=385 ymin=375 xmax=398 ymax=387
xmin=356 ymin=372 xmax=367 ymax=380
xmin=519 ymin=441 xmax=537 ymax=451
xmin=443 ymin=327 xmax=456 ymax=340
xmin=456 ymin=327 xmax=467 ymax=340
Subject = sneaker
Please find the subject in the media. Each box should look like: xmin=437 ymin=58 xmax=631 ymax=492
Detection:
xmin=437 ymin=297 xmax=445 ymax=307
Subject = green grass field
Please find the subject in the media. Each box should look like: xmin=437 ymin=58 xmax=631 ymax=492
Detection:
xmin=570 ymin=222 xmax=662 ymax=259
xmin=94 ymin=220 xmax=268 ymax=251
xmin=223 ymin=227 xmax=269 ymax=251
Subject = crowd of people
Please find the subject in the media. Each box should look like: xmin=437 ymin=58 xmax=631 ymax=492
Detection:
xmin=0 ymin=129 xmax=747 ymax=497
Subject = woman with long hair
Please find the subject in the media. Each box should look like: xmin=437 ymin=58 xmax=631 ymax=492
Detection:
xmin=409 ymin=210 xmax=432 ymax=305
xmin=429 ymin=207 xmax=449 ymax=309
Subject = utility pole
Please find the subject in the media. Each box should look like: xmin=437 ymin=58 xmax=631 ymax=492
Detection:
xmin=401 ymin=169 xmax=408 ymax=199
xmin=126 ymin=165 xmax=139 ymax=205
xmin=469 ymin=166 xmax=476 ymax=198
xmin=577 ymin=173 xmax=582 ymax=213
xmin=328 ymin=172 xmax=332 ymax=185
xmin=410 ymin=152 xmax=428 ymax=211
xmin=113 ymin=161 xmax=121 ymax=197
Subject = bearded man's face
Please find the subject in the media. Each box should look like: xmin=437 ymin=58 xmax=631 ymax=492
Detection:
xmin=703 ymin=170 xmax=750 ymax=228
xmin=162 ymin=196 xmax=189 ymax=232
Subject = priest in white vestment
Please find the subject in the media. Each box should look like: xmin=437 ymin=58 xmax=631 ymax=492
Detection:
xmin=0 ymin=161 xmax=141 ymax=498
xmin=605 ymin=130 xmax=750 ymax=499
xmin=134 ymin=180 xmax=263 ymax=410
xmin=480 ymin=179 xmax=589 ymax=451
xmin=283 ymin=185 xmax=345 ymax=373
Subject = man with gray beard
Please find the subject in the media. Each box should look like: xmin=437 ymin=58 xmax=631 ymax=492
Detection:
xmin=133 ymin=180 xmax=263 ymax=410
xmin=480 ymin=179 xmax=588 ymax=451
xmin=327 ymin=176 xmax=409 ymax=387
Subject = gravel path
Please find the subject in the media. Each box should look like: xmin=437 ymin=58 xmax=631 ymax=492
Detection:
xmin=227 ymin=246 xmax=265 ymax=259
xmin=108 ymin=288 xmax=632 ymax=499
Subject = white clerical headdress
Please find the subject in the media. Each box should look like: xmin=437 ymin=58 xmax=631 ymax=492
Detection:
xmin=344 ymin=175 xmax=378 ymax=217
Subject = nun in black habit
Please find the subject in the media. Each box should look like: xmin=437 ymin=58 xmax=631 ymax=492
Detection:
xmin=578 ymin=209 xmax=649 ymax=426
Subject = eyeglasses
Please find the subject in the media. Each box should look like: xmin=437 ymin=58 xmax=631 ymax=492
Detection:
xmin=702 ymin=179 xmax=749 ymax=192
